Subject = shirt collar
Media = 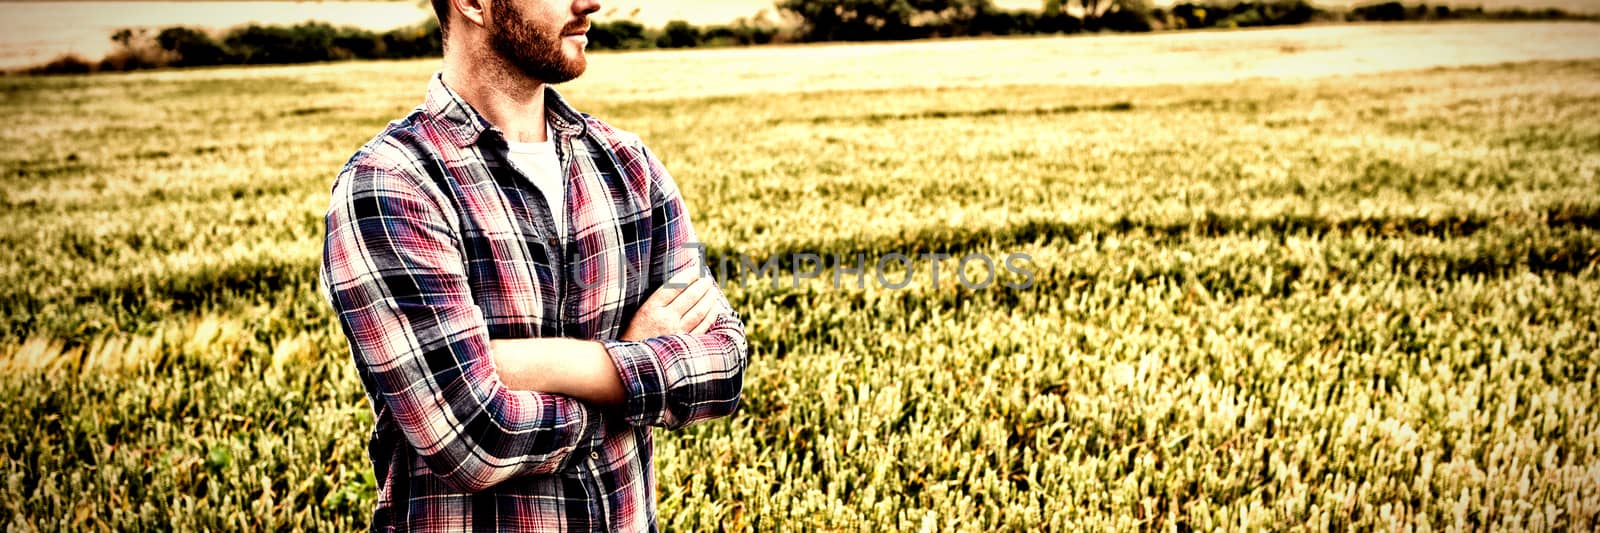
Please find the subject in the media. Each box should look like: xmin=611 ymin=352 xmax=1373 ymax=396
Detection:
xmin=424 ymin=72 xmax=589 ymax=147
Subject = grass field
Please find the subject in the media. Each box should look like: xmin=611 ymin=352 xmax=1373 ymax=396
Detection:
xmin=3 ymin=28 xmax=1600 ymax=530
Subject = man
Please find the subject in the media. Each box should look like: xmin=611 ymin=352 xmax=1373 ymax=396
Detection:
xmin=318 ymin=0 xmax=749 ymax=530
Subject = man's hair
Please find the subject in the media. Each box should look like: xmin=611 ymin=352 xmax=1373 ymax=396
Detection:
xmin=431 ymin=0 xmax=451 ymax=40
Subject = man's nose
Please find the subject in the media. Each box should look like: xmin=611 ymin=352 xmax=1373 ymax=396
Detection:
xmin=573 ymin=0 xmax=601 ymax=16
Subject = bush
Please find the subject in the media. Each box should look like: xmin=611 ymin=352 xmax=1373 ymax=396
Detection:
xmin=588 ymin=20 xmax=651 ymax=50
xmin=1167 ymin=3 xmax=1214 ymax=29
xmin=1038 ymin=12 xmax=1084 ymax=33
xmin=21 ymin=17 xmax=440 ymax=74
xmin=156 ymin=27 xmax=229 ymax=67
xmin=377 ymin=20 xmax=442 ymax=59
xmin=727 ymin=16 xmax=784 ymax=45
xmin=656 ymin=20 xmax=702 ymax=48
xmin=1099 ymin=8 xmax=1154 ymax=32
xmin=25 ymin=54 xmax=96 ymax=75
xmin=699 ymin=24 xmax=739 ymax=47
xmin=216 ymin=21 xmax=439 ymax=64
xmin=1225 ymin=1 xmax=1319 ymax=27
xmin=224 ymin=23 xmax=338 ymax=64
xmin=330 ymin=28 xmax=385 ymax=60
xmin=779 ymin=0 xmax=995 ymax=42
xmin=1352 ymin=1 xmax=1407 ymax=21
xmin=1080 ymin=0 xmax=1156 ymax=32
xmin=98 ymin=29 xmax=174 ymax=72
xmin=1266 ymin=1 xmax=1320 ymax=25
xmin=973 ymin=10 xmax=1041 ymax=35
xmin=1161 ymin=1 xmax=1322 ymax=29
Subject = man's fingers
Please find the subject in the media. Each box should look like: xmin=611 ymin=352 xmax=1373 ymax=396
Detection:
xmin=646 ymin=269 xmax=701 ymax=308
xmin=680 ymin=288 xmax=719 ymax=334
xmin=643 ymin=275 xmax=689 ymax=308
xmin=690 ymin=309 xmax=720 ymax=335
xmin=665 ymin=276 xmax=713 ymax=315
xmin=666 ymin=268 xmax=701 ymax=287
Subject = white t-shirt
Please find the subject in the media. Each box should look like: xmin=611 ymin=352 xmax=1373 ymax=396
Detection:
xmin=505 ymin=121 xmax=568 ymax=242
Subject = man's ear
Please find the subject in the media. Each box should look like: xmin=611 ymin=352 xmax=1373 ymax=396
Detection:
xmin=451 ymin=0 xmax=489 ymax=28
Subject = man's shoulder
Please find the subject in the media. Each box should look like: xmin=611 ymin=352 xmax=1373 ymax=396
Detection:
xmin=343 ymin=107 xmax=438 ymax=175
xmin=323 ymin=106 xmax=466 ymax=225
xmin=581 ymin=115 xmax=651 ymax=157
xmin=580 ymin=115 xmax=664 ymax=192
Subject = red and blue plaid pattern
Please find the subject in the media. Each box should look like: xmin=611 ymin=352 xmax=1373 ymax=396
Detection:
xmin=320 ymin=74 xmax=748 ymax=532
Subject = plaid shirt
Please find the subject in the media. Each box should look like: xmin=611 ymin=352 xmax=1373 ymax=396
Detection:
xmin=320 ymin=74 xmax=748 ymax=532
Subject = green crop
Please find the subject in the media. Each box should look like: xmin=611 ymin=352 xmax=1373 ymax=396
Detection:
xmin=1 ymin=53 xmax=1596 ymax=530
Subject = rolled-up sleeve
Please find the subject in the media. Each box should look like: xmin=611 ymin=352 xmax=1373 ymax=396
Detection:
xmin=604 ymin=145 xmax=749 ymax=429
xmin=321 ymin=159 xmax=600 ymax=492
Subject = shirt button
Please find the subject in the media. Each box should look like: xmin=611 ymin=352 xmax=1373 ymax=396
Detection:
xmin=590 ymin=451 xmax=599 ymax=461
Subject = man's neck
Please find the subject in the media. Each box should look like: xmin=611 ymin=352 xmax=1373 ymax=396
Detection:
xmin=441 ymin=62 xmax=549 ymax=144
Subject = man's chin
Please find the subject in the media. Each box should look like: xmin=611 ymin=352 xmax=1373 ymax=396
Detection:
xmin=557 ymin=55 xmax=588 ymax=83
xmin=566 ymin=49 xmax=589 ymax=66
xmin=508 ymin=56 xmax=586 ymax=85
xmin=557 ymin=62 xmax=586 ymax=84
xmin=543 ymin=66 xmax=586 ymax=85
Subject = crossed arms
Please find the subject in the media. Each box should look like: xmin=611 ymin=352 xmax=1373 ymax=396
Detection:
xmin=320 ymin=153 xmax=747 ymax=493
xmin=491 ymin=270 xmax=730 ymax=406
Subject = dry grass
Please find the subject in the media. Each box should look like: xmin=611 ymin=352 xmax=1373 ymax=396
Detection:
xmin=2 ymin=27 xmax=1598 ymax=530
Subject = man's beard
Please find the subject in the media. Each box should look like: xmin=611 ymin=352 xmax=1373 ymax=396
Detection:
xmin=488 ymin=1 xmax=586 ymax=84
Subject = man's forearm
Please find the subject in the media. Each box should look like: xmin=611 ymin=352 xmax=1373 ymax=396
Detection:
xmin=490 ymin=338 xmax=627 ymax=406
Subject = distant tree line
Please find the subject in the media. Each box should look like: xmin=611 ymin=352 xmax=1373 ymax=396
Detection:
xmin=779 ymin=0 xmax=1596 ymax=40
xmin=27 ymin=20 xmax=443 ymax=74
xmin=19 ymin=1 xmax=1596 ymax=75
xmin=587 ymin=16 xmax=785 ymax=49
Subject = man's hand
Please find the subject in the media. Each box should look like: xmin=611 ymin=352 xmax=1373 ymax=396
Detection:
xmin=622 ymin=270 xmax=721 ymax=341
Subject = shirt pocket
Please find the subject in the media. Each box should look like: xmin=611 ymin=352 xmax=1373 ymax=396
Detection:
xmin=458 ymin=202 xmax=553 ymax=337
